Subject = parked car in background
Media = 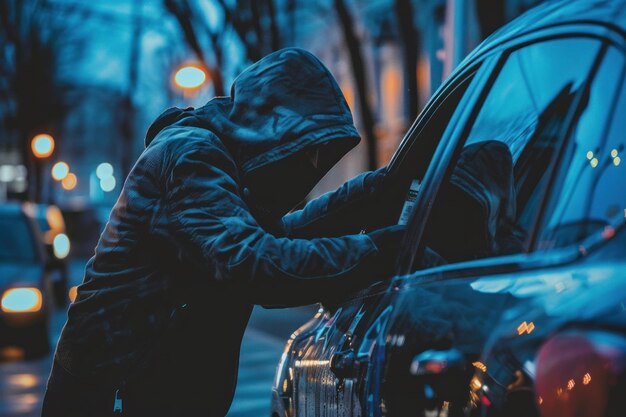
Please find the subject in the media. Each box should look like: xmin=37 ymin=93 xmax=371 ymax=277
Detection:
xmin=271 ymin=1 xmax=626 ymax=416
xmin=0 ymin=202 xmax=54 ymax=358
xmin=23 ymin=203 xmax=70 ymax=307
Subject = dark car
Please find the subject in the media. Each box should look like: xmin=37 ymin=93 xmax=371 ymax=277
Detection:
xmin=271 ymin=1 xmax=626 ymax=416
xmin=0 ymin=202 xmax=54 ymax=358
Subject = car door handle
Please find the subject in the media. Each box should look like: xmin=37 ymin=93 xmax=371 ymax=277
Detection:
xmin=330 ymin=348 xmax=359 ymax=379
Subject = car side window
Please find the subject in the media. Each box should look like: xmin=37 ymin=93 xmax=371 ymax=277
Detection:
xmin=421 ymin=38 xmax=603 ymax=264
xmin=535 ymin=47 xmax=626 ymax=249
xmin=392 ymin=72 xmax=477 ymax=224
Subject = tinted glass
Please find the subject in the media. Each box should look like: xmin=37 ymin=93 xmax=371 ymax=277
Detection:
xmin=537 ymin=47 xmax=626 ymax=249
xmin=422 ymin=38 xmax=602 ymax=263
xmin=0 ymin=215 xmax=37 ymax=262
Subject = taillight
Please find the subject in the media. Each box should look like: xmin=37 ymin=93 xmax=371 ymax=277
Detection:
xmin=535 ymin=330 xmax=626 ymax=417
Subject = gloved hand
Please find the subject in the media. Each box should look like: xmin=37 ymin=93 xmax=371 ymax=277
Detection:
xmin=366 ymin=224 xmax=406 ymax=277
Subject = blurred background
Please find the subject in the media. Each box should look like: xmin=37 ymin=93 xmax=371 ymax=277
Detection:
xmin=0 ymin=0 xmax=545 ymax=416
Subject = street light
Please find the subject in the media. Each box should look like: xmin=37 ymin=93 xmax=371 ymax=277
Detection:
xmin=51 ymin=162 xmax=70 ymax=181
xmin=100 ymin=176 xmax=116 ymax=192
xmin=96 ymin=162 xmax=114 ymax=180
xmin=61 ymin=173 xmax=77 ymax=190
xmin=31 ymin=134 xmax=55 ymax=158
xmin=173 ymin=64 xmax=207 ymax=90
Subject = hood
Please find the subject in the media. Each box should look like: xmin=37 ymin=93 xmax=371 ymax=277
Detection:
xmin=145 ymin=48 xmax=360 ymax=218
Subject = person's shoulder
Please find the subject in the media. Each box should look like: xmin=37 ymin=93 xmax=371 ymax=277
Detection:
xmin=151 ymin=125 xmax=223 ymax=154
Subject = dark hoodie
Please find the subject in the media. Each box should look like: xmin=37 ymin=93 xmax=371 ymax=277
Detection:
xmin=50 ymin=49 xmax=390 ymax=415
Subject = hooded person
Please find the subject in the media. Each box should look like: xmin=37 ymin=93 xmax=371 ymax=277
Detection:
xmin=43 ymin=48 xmax=404 ymax=417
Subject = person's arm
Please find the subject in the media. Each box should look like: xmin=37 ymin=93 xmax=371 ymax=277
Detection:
xmin=164 ymin=133 xmax=398 ymax=306
xmin=281 ymin=167 xmax=390 ymax=238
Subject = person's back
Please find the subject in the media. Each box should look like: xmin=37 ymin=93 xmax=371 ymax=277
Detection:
xmin=44 ymin=48 xmax=403 ymax=417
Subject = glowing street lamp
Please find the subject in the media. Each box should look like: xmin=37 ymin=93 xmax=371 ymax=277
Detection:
xmin=100 ymin=176 xmax=116 ymax=192
xmin=96 ymin=162 xmax=114 ymax=180
xmin=174 ymin=64 xmax=207 ymax=90
xmin=51 ymin=162 xmax=70 ymax=181
xmin=31 ymin=134 xmax=55 ymax=158
xmin=61 ymin=173 xmax=77 ymax=190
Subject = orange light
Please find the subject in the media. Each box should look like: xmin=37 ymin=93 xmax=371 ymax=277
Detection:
xmin=340 ymin=83 xmax=355 ymax=111
xmin=567 ymin=379 xmax=575 ymax=390
xmin=517 ymin=321 xmax=536 ymax=335
xmin=46 ymin=205 xmax=65 ymax=232
xmin=31 ymin=134 xmax=55 ymax=158
xmin=583 ymin=373 xmax=591 ymax=385
xmin=7 ymin=374 xmax=38 ymax=389
xmin=61 ymin=173 xmax=77 ymax=190
xmin=472 ymin=361 xmax=487 ymax=373
xmin=1 ymin=288 xmax=43 ymax=313
xmin=68 ymin=286 xmax=78 ymax=303
xmin=174 ymin=65 xmax=207 ymax=90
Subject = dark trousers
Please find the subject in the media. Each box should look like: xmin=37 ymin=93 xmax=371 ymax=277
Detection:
xmin=42 ymin=356 xmax=215 ymax=417
xmin=42 ymin=301 xmax=243 ymax=416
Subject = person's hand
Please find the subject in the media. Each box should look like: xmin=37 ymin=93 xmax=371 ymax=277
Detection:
xmin=366 ymin=224 xmax=406 ymax=276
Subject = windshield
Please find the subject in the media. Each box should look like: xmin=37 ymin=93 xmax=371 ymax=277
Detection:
xmin=0 ymin=215 xmax=38 ymax=263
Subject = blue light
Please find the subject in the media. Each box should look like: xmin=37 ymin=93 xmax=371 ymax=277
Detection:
xmin=53 ymin=233 xmax=70 ymax=259
xmin=1 ymin=288 xmax=42 ymax=312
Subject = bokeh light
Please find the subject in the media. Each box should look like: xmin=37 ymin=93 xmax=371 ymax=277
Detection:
xmin=174 ymin=65 xmax=207 ymax=89
xmin=1 ymin=288 xmax=42 ymax=313
xmin=51 ymin=162 xmax=70 ymax=181
xmin=69 ymin=286 xmax=78 ymax=303
xmin=96 ymin=163 xmax=114 ymax=180
xmin=100 ymin=176 xmax=116 ymax=192
xmin=53 ymin=233 xmax=70 ymax=259
xmin=31 ymin=134 xmax=55 ymax=158
xmin=61 ymin=173 xmax=77 ymax=190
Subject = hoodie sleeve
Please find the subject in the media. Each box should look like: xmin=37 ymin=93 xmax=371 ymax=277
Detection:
xmin=282 ymin=167 xmax=400 ymax=238
xmin=164 ymin=134 xmax=381 ymax=306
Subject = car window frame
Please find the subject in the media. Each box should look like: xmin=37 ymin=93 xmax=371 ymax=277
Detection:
xmin=395 ymin=54 xmax=502 ymax=274
xmin=401 ymin=32 xmax=621 ymax=278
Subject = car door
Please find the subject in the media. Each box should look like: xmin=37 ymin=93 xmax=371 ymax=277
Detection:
xmin=288 ymin=54 xmax=498 ymax=417
xmin=375 ymin=33 xmax=621 ymax=417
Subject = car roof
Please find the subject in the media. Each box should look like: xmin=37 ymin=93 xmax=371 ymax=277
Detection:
xmin=461 ymin=0 xmax=626 ymax=68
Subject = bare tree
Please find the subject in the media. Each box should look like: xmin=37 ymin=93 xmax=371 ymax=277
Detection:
xmin=164 ymin=0 xmax=226 ymax=96
xmin=334 ymin=0 xmax=378 ymax=170
xmin=164 ymin=0 xmax=282 ymax=97
xmin=394 ymin=0 xmax=420 ymax=122
xmin=0 ymin=0 xmax=82 ymax=201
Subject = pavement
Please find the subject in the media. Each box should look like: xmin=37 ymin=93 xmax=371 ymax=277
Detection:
xmin=0 ymin=258 xmax=318 ymax=417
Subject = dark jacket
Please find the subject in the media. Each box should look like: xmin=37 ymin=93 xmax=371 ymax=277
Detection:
xmin=53 ymin=48 xmax=390 ymax=415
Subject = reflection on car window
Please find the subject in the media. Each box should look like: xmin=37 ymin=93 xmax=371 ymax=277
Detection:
xmin=537 ymin=47 xmax=625 ymax=249
xmin=0 ymin=216 xmax=37 ymax=262
xmin=422 ymin=38 xmax=602 ymax=264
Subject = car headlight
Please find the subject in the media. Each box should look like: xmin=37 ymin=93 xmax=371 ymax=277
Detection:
xmin=52 ymin=233 xmax=70 ymax=259
xmin=1 ymin=288 xmax=43 ymax=313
